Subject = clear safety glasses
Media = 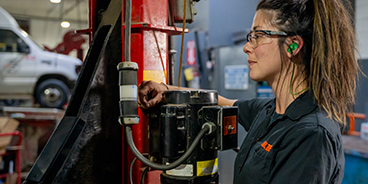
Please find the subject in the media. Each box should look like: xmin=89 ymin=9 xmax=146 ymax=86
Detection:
xmin=246 ymin=30 xmax=288 ymax=48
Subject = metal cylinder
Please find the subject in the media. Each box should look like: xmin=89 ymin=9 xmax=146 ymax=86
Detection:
xmin=157 ymin=90 xmax=219 ymax=184
xmin=117 ymin=62 xmax=139 ymax=125
xmin=161 ymin=105 xmax=180 ymax=158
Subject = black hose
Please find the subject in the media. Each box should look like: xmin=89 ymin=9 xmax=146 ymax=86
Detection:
xmin=130 ymin=153 xmax=149 ymax=184
xmin=140 ymin=166 xmax=149 ymax=184
xmin=130 ymin=157 xmax=138 ymax=184
xmin=126 ymin=125 xmax=210 ymax=170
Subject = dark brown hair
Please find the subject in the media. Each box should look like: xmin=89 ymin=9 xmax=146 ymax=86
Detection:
xmin=257 ymin=0 xmax=359 ymax=126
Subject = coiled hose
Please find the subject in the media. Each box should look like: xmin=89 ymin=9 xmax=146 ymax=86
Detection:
xmin=125 ymin=124 xmax=210 ymax=170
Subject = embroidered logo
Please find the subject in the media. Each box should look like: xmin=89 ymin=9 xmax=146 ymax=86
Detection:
xmin=261 ymin=141 xmax=273 ymax=152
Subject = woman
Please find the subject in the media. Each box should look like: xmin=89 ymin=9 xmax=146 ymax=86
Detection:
xmin=138 ymin=0 xmax=359 ymax=183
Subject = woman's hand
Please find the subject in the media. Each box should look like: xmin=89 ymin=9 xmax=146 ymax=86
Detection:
xmin=138 ymin=80 xmax=168 ymax=109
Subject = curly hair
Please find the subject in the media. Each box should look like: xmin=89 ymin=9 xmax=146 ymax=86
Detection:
xmin=257 ymin=0 xmax=360 ymax=126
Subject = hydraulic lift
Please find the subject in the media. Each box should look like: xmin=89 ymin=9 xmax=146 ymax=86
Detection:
xmin=22 ymin=0 xmax=238 ymax=184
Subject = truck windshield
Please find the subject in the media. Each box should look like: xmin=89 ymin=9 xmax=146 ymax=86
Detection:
xmin=19 ymin=29 xmax=45 ymax=50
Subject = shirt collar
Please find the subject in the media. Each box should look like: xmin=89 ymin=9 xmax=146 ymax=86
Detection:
xmin=268 ymin=90 xmax=318 ymax=121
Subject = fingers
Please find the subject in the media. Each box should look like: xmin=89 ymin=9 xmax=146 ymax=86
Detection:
xmin=138 ymin=80 xmax=164 ymax=109
xmin=138 ymin=81 xmax=150 ymax=108
xmin=146 ymin=91 xmax=164 ymax=108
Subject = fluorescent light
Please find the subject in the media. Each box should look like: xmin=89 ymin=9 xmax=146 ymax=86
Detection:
xmin=50 ymin=0 xmax=61 ymax=3
xmin=61 ymin=21 xmax=70 ymax=28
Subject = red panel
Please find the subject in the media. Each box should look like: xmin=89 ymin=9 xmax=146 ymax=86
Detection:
xmin=223 ymin=116 xmax=237 ymax=135
xmin=145 ymin=170 xmax=162 ymax=184
xmin=143 ymin=30 xmax=168 ymax=71
xmin=131 ymin=0 xmax=143 ymax=23
xmin=131 ymin=0 xmax=168 ymax=26
xmin=131 ymin=31 xmax=144 ymax=83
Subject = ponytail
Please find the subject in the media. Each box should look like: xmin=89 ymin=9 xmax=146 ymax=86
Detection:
xmin=311 ymin=0 xmax=358 ymax=126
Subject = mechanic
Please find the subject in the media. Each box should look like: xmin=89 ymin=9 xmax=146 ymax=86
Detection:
xmin=138 ymin=0 xmax=360 ymax=183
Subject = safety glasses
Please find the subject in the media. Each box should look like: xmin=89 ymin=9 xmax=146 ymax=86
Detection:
xmin=246 ymin=30 xmax=288 ymax=48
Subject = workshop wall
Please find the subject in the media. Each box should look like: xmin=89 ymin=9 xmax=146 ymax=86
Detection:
xmin=357 ymin=0 xmax=368 ymax=59
xmin=29 ymin=19 xmax=88 ymax=49
xmin=28 ymin=19 xmax=89 ymax=60
xmin=208 ymin=0 xmax=258 ymax=47
xmin=353 ymin=59 xmax=368 ymax=130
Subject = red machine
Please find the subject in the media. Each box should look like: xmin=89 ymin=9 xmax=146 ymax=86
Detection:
xmin=43 ymin=30 xmax=86 ymax=61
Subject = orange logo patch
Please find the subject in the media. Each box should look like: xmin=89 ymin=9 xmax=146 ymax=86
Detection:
xmin=261 ymin=141 xmax=273 ymax=152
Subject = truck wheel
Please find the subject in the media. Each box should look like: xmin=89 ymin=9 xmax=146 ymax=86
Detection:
xmin=35 ymin=79 xmax=70 ymax=109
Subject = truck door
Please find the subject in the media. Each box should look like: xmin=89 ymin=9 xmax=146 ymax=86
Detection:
xmin=0 ymin=29 xmax=35 ymax=95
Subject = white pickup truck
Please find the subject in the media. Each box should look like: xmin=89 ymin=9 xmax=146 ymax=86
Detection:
xmin=0 ymin=6 xmax=82 ymax=108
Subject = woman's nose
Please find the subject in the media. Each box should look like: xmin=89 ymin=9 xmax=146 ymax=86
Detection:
xmin=243 ymin=42 xmax=252 ymax=54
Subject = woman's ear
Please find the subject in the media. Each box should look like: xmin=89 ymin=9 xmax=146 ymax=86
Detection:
xmin=286 ymin=36 xmax=304 ymax=58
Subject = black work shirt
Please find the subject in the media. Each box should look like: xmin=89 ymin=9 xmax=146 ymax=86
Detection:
xmin=233 ymin=91 xmax=344 ymax=184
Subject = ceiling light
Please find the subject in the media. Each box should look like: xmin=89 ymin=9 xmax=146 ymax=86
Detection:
xmin=61 ymin=21 xmax=70 ymax=28
xmin=50 ymin=0 xmax=61 ymax=3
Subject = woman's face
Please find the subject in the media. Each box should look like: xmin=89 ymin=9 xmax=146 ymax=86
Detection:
xmin=244 ymin=10 xmax=283 ymax=86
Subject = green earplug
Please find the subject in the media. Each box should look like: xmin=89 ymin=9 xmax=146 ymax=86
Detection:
xmin=288 ymin=42 xmax=298 ymax=53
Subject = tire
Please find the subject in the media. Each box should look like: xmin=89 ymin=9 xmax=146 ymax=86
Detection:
xmin=35 ymin=79 xmax=70 ymax=109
